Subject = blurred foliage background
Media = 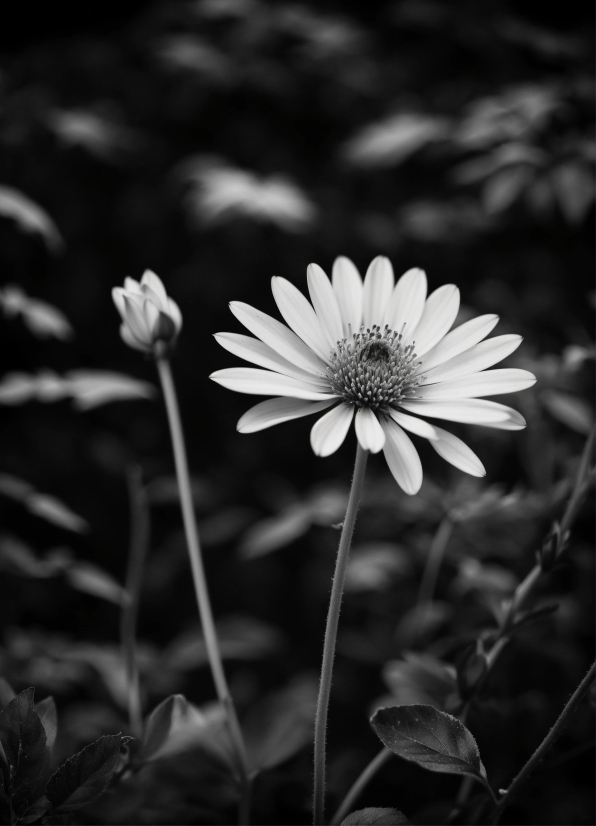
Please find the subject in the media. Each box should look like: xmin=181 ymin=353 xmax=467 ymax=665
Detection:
xmin=0 ymin=1 xmax=593 ymax=824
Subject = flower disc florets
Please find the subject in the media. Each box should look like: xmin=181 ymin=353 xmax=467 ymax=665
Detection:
xmin=327 ymin=324 xmax=424 ymax=411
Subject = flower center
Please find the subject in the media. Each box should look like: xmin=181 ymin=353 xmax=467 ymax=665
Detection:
xmin=327 ymin=325 xmax=424 ymax=411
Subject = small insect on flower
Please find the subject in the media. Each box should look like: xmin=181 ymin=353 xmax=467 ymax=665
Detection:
xmin=112 ymin=270 xmax=182 ymax=357
xmin=210 ymin=257 xmax=537 ymax=494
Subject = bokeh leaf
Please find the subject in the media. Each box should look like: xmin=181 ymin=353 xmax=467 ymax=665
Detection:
xmin=64 ymin=562 xmax=126 ymax=605
xmin=65 ymin=371 xmax=156 ymax=410
xmin=541 ymin=390 xmax=594 ymax=435
xmin=371 ymin=705 xmax=488 ymax=786
xmin=0 ymin=285 xmax=73 ymax=340
xmin=0 ymin=186 xmax=63 ymax=252
xmin=243 ymin=675 xmax=318 ymax=774
xmin=137 ymin=695 xmax=231 ymax=766
xmin=341 ymin=808 xmax=412 ymax=825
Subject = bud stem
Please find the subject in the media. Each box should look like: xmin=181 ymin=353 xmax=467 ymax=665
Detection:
xmin=156 ymin=357 xmax=251 ymax=823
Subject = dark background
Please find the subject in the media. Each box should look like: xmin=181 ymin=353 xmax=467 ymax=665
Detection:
xmin=0 ymin=1 xmax=594 ymax=824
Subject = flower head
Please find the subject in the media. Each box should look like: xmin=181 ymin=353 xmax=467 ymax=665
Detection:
xmin=112 ymin=270 xmax=182 ymax=356
xmin=211 ymin=257 xmax=536 ymax=494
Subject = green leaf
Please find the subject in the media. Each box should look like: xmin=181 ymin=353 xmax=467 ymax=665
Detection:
xmin=371 ymin=705 xmax=488 ymax=786
xmin=137 ymin=696 xmax=230 ymax=765
xmin=341 ymin=808 xmax=412 ymax=825
xmin=0 ymin=688 xmax=50 ymax=815
xmin=45 ymin=733 xmax=123 ymax=817
xmin=17 ymin=795 xmax=51 ymax=824
xmin=34 ymin=699 xmax=57 ymax=757
xmin=243 ymin=675 xmax=318 ymax=774
xmin=138 ymin=695 xmax=179 ymax=763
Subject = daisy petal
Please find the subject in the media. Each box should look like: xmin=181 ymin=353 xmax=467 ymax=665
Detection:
xmin=429 ymin=425 xmax=486 ymax=477
xmin=399 ymin=398 xmax=525 ymax=426
xmin=214 ymin=333 xmax=326 ymax=383
xmin=385 ymin=268 xmax=427 ymax=334
xmin=471 ymin=403 xmax=527 ymax=430
xmin=332 ymin=256 xmax=363 ymax=336
xmin=355 ymin=408 xmax=386 ymax=453
xmin=112 ymin=288 xmax=127 ymax=319
xmin=363 ymin=256 xmax=394 ymax=329
xmin=141 ymin=270 xmax=168 ymax=307
xmin=405 ymin=284 xmax=460 ymax=355
xmin=417 ymin=314 xmax=499 ymax=374
xmin=237 ymin=397 xmax=336 ymax=433
xmin=380 ymin=417 xmax=423 ymax=495
xmin=307 ymin=263 xmax=344 ymax=349
xmin=230 ymin=301 xmax=328 ymax=376
xmin=386 ymin=408 xmax=438 ymax=439
xmin=414 ymin=368 xmax=537 ymax=399
xmin=210 ymin=368 xmax=336 ymax=401
xmin=422 ymin=334 xmax=522 ymax=384
xmin=271 ymin=276 xmax=331 ymax=362
xmin=311 ymin=403 xmax=355 ymax=457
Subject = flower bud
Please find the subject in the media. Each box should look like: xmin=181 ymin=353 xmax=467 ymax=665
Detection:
xmin=112 ymin=270 xmax=182 ymax=356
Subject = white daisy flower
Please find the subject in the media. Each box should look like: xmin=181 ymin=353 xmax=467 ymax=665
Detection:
xmin=210 ymin=257 xmax=536 ymax=494
xmin=112 ymin=270 xmax=182 ymax=356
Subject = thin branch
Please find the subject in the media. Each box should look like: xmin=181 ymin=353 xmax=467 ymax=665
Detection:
xmin=491 ymin=661 xmax=595 ymax=824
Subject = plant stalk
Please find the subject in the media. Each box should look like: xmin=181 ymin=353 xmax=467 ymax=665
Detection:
xmin=313 ymin=444 xmax=368 ymax=826
xmin=491 ymin=661 xmax=595 ymax=824
xmin=156 ymin=357 xmax=251 ymax=822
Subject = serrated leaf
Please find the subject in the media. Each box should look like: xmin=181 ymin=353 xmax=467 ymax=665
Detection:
xmin=0 ymin=688 xmax=50 ymax=813
xmin=45 ymin=733 xmax=123 ymax=816
xmin=341 ymin=808 xmax=411 ymax=825
xmin=371 ymin=705 xmax=488 ymax=786
xmin=34 ymin=699 xmax=57 ymax=757
xmin=17 ymin=795 xmax=51 ymax=823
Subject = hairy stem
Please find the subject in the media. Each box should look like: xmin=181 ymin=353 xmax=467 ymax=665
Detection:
xmin=156 ymin=357 xmax=251 ymax=823
xmin=313 ymin=444 xmax=368 ymax=826
xmin=120 ymin=465 xmax=150 ymax=739
xmin=331 ymin=514 xmax=454 ymax=820
xmin=491 ymin=661 xmax=595 ymax=824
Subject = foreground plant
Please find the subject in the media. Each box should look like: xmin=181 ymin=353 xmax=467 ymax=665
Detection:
xmin=211 ymin=256 xmax=536 ymax=824
xmin=113 ymin=271 xmax=251 ymax=819
xmin=0 ymin=685 xmax=129 ymax=825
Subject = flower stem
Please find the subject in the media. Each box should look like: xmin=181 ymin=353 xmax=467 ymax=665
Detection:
xmin=330 ymin=746 xmax=392 ymax=825
xmin=313 ymin=443 xmax=368 ymax=826
xmin=156 ymin=358 xmax=251 ymax=822
xmin=490 ymin=661 xmax=595 ymax=824
xmin=120 ymin=465 xmax=150 ymax=739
